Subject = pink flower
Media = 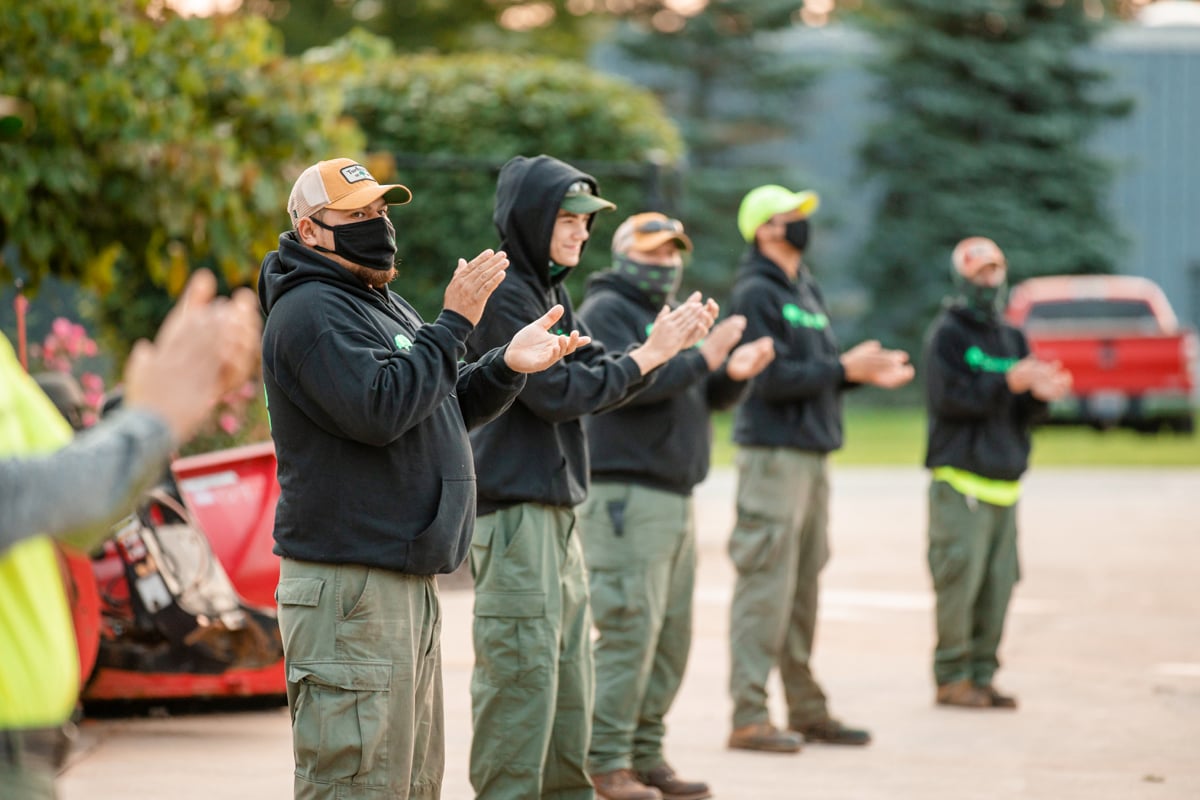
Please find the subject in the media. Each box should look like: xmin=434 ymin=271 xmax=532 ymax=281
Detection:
xmin=218 ymin=412 xmax=241 ymax=435
xmin=81 ymin=372 xmax=105 ymax=393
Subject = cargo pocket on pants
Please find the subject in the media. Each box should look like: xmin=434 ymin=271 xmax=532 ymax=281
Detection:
xmin=473 ymin=591 xmax=548 ymax=687
xmin=287 ymin=660 xmax=392 ymax=787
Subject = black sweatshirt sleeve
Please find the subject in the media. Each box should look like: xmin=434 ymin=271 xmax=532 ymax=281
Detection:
xmin=472 ymin=284 xmax=645 ymax=425
xmin=706 ymin=367 xmax=750 ymax=411
xmin=287 ymin=309 xmax=470 ymax=446
xmin=736 ymin=282 xmax=844 ymax=403
xmin=455 ymin=342 xmax=527 ymax=431
xmin=924 ymin=324 xmax=1012 ymax=421
xmin=577 ymin=293 xmax=709 ymax=408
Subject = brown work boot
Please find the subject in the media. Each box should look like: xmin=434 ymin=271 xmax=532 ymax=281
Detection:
xmin=637 ymin=763 xmax=712 ymax=800
xmin=591 ymin=768 xmax=663 ymax=800
xmin=936 ymin=679 xmax=992 ymax=708
xmin=976 ymin=683 xmax=1019 ymax=709
xmin=727 ymin=722 xmax=803 ymax=753
xmin=792 ymin=717 xmax=871 ymax=746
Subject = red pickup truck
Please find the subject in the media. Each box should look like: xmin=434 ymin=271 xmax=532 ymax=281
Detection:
xmin=1005 ymin=275 xmax=1197 ymax=434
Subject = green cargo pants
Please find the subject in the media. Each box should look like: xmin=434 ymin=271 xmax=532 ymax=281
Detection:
xmin=469 ymin=504 xmax=594 ymax=800
xmin=276 ymin=558 xmax=443 ymax=800
xmin=927 ymin=479 xmax=1020 ymax=687
xmin=728 ymin=447 xmax=831 ymax=730
xmin=577 ymin=482 xmax=694 ymax=775
xmin=0 ymin=750 xmax=57 ymax=800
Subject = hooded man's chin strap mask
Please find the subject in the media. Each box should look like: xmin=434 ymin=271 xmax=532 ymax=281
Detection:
xmin=612 ymin=254 xmax=682 ymax=308
xmin=950 ymin=267 xmax=1008 ymax=322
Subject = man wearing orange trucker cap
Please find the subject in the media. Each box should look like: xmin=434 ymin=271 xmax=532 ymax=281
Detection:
xmin=725 ymin=185 xmax=914 ymax=754
xmin=575 ymin=213 xmax=775 ymax=800
xmin=259 ymin=158 xmax=588 ymax=800
xmin=922 ymin=237 xmax=1070 ymax=711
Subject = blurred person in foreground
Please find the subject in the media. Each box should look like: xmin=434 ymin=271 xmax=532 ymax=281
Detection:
xmin=923 ymin=237 xmax=1070 ymax=710
xmin=0 ymin=270 xmax=261 ymax=800
xmin=575 ymin=213 xmax=775 ymax=800
xmin=259 ymin=158 xmax=586 ymax=800
xmin=465 ymin=156 xmax=715 ymax=800
xmin=725 ymin=185 xmax=914 ymax=754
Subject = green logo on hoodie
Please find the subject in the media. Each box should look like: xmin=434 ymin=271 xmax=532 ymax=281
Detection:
xmin=394 ymin=333 xmax=413 ymax=351
xmin=782 ymin=303 xmax=828 ymax=330
xmin=964 ymin=346 xmax=1017 ymax=373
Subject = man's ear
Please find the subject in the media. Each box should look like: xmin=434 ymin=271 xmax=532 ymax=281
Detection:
xmin=295 ymin=217 xmax=321 ymax=247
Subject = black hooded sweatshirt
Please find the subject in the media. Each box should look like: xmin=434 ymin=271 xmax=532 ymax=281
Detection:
xmin=578 ymin=270 xmax=747 ymax=495
xmin=467 ymin=155 xmax=648 ymax=514
xmin=258 ymin=232 xmax=525 ymax=574
xmin=730 ymin=248 xmax=849 ymax=453
xmin=923 ymin=302 xmax=1046 ymax=481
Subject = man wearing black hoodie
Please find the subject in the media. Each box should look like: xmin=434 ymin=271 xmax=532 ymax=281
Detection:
xmin=725 ymin=185 xmax=913 ymax=755
xmin=576 ymin=213 xmax=775 ymax=800
xmin=466 ymin=156 xmax=715 ymax=800
xmin=259 ymin=157 xmax=586 ymax=800
xmin=923 ymin=237 xmax=1070 ymax=711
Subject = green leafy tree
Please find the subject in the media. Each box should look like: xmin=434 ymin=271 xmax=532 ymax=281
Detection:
xmin=268 ymin=0 xmax=597 ymax=58
xmin=609 ymin=1 xmax=818 ymax=303
xmin=0 ymin=0 xmax=359 ymax=352
xmin=326 ymin=32 xmax=684 ymax=317
xmin=856 ymin=0 xmax=1131 ymax=355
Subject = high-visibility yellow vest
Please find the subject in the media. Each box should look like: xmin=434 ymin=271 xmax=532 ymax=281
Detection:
xmin=0 ymin=334 xmax=79 ymax=728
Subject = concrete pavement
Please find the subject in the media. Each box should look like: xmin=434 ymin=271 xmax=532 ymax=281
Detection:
xmin=58 ymin=467 xmax=1200 ymax=799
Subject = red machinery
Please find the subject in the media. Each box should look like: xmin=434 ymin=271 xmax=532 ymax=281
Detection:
xmin=65 ymin=441 xmax=286 ymax=704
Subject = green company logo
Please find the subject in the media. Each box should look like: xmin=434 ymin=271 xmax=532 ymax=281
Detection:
xmin=394 ymin=333 xmax=413 ymax=351
xmin=782 ymin=303 xmax=828 ymax=330
xmin=964 ymin=346 xmax=1018 ymax=374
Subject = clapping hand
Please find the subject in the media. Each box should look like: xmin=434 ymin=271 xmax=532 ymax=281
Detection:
xmin=503 ymin=304 xmax=590 ymax=374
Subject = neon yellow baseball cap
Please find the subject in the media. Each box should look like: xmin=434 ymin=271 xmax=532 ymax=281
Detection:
xmin=737 ymin=185 xmax=820 ymax=242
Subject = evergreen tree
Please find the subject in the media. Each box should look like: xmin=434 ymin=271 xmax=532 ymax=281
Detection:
xmin=856 ymin=0 xmax=1130 ymax=355
xmin=612 ymin=1 xmax=817 ymax=302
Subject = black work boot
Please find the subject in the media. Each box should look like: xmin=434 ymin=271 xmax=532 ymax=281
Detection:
xmin=792 ymin=717 xmax=872 ymax=746
xmin=591 ymin=768 xmax=663 ymax=800
xmin=637 ymin=763 xmax=712 ymax=800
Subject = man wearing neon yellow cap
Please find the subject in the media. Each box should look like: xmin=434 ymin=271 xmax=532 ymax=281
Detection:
xmin=725 ymin=185 xmax=914 ymax=753
xmin=923 ymin=237 xmax=1070 ymax=710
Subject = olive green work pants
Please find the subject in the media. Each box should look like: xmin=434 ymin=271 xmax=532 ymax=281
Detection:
xmin=577 ymin=483 xmax=694 ymax=775
xmin=276 ymin=558 xmax=444 ymax=800
xmin=927 ymin=479 xmax=1020 ymax=688
xmin=727 ymin=447 xmax=831 ymax=730
xmin=469 ymin=504 xmax=594 ymax=800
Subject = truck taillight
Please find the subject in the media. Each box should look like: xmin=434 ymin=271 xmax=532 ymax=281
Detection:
xmin=1184 ymin=333 xmax=1198 ymax=384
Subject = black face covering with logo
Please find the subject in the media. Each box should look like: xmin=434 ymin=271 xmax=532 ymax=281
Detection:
xmin=311 ymin=215 xmax=397 ymax=271
xmin=612 ymin=254 xmax=682 ymax=308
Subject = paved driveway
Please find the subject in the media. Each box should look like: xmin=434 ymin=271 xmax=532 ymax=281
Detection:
xmin=59 ymin=467 xmax=1200 ymax=800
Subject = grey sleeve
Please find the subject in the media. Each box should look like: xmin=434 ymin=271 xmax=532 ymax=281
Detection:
xmin=0 ymin=409 xmax=176 ymax=554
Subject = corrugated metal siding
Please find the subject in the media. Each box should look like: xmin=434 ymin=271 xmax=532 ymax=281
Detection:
xmin=1090 ymin=27 xmax=1200 ymax=328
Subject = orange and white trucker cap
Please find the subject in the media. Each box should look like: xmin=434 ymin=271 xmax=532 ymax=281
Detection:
xmin=611 ymin=212 xmax=693 ymax=256
xmin=287 ymin=158 xmax=413 ymax=225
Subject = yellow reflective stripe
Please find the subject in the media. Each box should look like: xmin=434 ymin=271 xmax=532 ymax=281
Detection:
xmin=0 ymin=333 xmax=79 ymax=727
xmin=932 ymin=466 xmax=1021 ymax=507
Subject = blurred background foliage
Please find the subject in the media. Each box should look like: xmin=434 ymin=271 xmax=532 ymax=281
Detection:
xmin=2 ymin=0 xmax=1178 ymax=451
xmin=855 ymin=0 xmax=1133 ymax=355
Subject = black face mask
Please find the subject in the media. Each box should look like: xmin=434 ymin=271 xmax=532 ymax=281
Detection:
xmin=311 ymin=215 xmax=397 ymax=271
xmin=784 ymin=218 xmax=810 ymax=252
